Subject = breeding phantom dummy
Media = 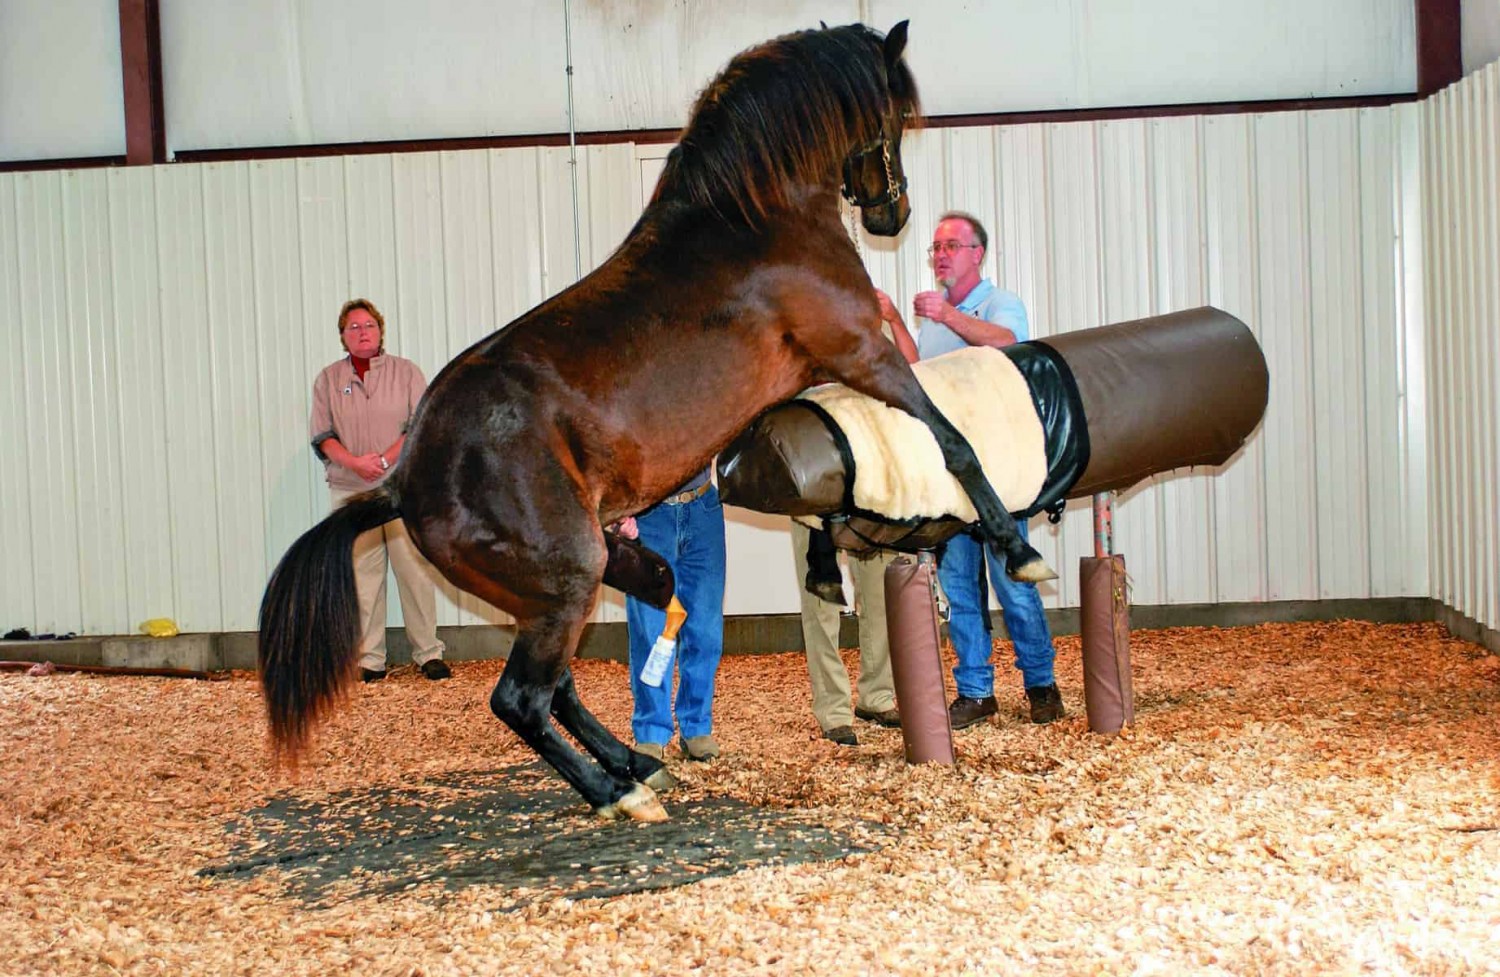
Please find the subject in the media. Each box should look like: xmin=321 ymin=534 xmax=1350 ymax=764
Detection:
xmin=258 ymin=22 xmax=1050 ymax=822
xmin=717 ymin=306 xmax=1270 ymax=559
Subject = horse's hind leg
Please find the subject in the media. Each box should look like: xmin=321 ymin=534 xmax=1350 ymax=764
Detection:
xmin=550 ymin=669 xmax=677 ymax=793
xmin=491 ymin=615 xmax=668 ymax=822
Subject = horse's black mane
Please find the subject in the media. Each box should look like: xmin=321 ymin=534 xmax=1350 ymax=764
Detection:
xmin=651 ymin=23 xmax=920 ymax=228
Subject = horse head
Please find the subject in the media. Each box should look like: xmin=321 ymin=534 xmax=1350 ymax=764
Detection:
xmin=840 ymin=21 xmax=915 ymax=237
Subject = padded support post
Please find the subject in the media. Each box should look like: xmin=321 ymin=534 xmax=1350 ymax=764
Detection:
xmin=1080 ymin=492 xmax=1133 ymax=734
xmin=884 ymin=554 xmax=955 ymax=765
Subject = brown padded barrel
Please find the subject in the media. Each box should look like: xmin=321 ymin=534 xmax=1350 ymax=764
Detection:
xmin=716 ymin=401 xmax=847 ymax=516
xmin=1042 ymin=306 xmax=1268 ymax=498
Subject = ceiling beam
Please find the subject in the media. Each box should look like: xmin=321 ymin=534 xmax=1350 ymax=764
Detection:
xmin=1416 ymin=0 xmax=1463 ymax=95
xmin=118 ymin=0 xmax=165 ymax=164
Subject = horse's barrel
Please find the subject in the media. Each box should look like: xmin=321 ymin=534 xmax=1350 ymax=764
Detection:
xmin=1050 ymin=306 xmax=1268 ymax=497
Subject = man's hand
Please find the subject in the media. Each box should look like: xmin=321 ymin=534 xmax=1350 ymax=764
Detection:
xmin=874 ymin=288 xmax=900 ymax=325
xmin=613 ymin=516 xmax=639 ymax=540
xmin=913 ymin=290 xmax=954 ymax=324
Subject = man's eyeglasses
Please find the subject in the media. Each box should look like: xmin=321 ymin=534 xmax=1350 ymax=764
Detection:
xmin=927 ymin=241 xmax=981 ymax=257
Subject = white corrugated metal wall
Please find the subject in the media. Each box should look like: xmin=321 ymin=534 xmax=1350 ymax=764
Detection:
xmin=1423 ymin=61 xmax=1500 ymax=636
xmin=0 ymin=103 xmax=1430 ymax=636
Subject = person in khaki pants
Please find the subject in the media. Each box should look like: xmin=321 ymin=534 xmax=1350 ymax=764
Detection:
xmin=308 ymin=298 xmax=449 ymax=682
xmin=790 ymin=521 xmax=899 ymax=746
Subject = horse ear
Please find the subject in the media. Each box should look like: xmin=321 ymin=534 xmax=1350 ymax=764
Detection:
xmin=820 ymin=20 xmax=828 ymax=29
xmin=883 ymin=20 xmax=909 ymax=66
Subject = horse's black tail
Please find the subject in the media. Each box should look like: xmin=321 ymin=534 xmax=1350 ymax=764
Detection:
xmin=258 ymin=486 xmax=400 ymax=762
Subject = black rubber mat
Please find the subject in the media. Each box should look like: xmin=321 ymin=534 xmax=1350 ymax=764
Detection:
xmin=201 ymin=763 xmax=887 ymax=909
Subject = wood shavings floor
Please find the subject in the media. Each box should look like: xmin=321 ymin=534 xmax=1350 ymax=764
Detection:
xmin=4 ymin=620 xmax=1497 ymax=975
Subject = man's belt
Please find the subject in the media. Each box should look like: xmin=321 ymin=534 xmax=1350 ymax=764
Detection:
xmin=662 ymin=481 xmax=712 ymax=505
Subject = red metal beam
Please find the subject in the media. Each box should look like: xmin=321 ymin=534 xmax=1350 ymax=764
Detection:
xmin=1416 ymin=0 xmax=1463 ymax=95
xmin=118 ymin=0 xmax=165 ymax=165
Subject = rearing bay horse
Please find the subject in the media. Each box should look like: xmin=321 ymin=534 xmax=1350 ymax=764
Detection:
xmin=258 ymin=21 xmax=1052 ymax=822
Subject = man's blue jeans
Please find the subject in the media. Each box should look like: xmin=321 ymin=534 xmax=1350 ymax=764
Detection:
xmin=625 ymin=488 xmax=727 ymax=745
xmin=937 ymin=519 xmax=1056 ymax=698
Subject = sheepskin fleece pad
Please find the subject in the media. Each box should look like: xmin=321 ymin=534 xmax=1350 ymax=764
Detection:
xmin=798 ymin=347 xmax=1046 ymax=523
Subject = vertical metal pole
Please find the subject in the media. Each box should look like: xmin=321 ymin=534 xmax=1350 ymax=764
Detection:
xmin=562 ymin=0 xmax=583 ymax=281
xmin=1092 ymin=491 xmax=1114 ymax=558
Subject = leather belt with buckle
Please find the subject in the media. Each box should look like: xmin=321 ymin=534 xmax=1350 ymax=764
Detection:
xmin=663 ymin=481 xmax=712 ymax=505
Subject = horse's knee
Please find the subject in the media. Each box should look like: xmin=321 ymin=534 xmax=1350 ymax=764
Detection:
xmin=490 ymin=678 xmax=548 ymax=733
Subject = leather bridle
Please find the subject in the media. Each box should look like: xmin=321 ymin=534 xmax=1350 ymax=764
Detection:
xmin=840 ymin=133 xmax=908 ymax=210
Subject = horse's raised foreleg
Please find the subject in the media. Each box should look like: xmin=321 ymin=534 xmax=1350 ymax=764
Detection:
xmin=823 ymin=343 xmax=1054 ymax=582
xmin=550 ymin=668 xmax=677 ymax=793
xmin=490 ymin=618 xmax=668 ymax=822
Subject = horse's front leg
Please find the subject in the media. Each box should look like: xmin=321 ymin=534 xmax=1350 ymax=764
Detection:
xmin=550 ymin=667 xmax=677 ymax=794
xmin=823 ymin=340 xmax=1055 ymax=582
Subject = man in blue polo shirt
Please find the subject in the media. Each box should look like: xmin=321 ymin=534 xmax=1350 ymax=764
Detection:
xmin=876 ymin=210 xmax=1065 ymax=728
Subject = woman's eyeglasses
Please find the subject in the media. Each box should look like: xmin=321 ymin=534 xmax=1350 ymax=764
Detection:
xmin=927 ymin=241 xmax=980 ymax=257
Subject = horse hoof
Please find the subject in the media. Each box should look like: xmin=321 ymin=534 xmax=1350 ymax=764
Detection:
xmin=1009 ymin=557 xmax=1058 ymax=584
xmin=805 ymin=579 xmax=846 ymax=606
xmin=643 ymin=766 xmax=678 ymax=793
xmin=597 ymin=784 xmax=669 ymax=822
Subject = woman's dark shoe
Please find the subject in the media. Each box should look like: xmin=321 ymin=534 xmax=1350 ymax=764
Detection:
xmin=420 ymin=659 xmax=452 ymax=680
xmin=1026 ymin=684 xmax=1065 ymax=724
xmin=360 ymin=667 xmax=387 ymax=683
xmin=947 ymin=695 xmax=998 ymax=729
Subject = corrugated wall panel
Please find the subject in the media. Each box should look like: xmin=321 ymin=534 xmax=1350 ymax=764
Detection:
xmin=16 ymin=172 xmax=86 ymax=633
xmin=106 ymin=167 xmax=175 ymax=630
xmin=1423 ymin=62 xmax=1500 ymax=635
xmin=1450 ymin=83 xmax=1478 ymax=618
xmin=1482 ymin=69 xmax=1500 ymax=632
xmin=1421 ymin=101 xmax=1449 ymax=610
xmin=1306 ymin=111 xmax=1372 ymax=600
xmin=1202 ymin=116 xmax=1269 ymax=603
xmin=1253 ymin=113 xmax=1320 ymax=601
xmin=64 ymin=170 xmax=130 ymax=635
xmin=0 ymin=176 xmax=39 ymax=631
xmin=1467 ymin=70 xmax=1499 ymax=632
xmin=1358 ymin=108 xmax=1406 ymax=599
xmin=248 ymin=159 xmax=316 ymax=615
xmin=1392 ymin=103 xmax=1429 ymax=604
xmin=1 ymin=104 xmax=1438 ymax=636
xmin=202 ymin=163 xmax=270 ymax=630
xmin=1150 ymin=117 xmax=1217 ymax=606
xmin=154 ymin=165 xmax=223 ymax=628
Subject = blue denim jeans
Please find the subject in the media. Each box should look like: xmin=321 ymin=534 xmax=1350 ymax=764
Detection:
xmin=625 ymin=487 xmax=727 ymax=745
xmin=938 ymin=519 xmax=1056 ymax=697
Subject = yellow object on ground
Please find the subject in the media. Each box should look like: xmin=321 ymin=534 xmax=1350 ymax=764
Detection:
xmin=138 ymin=618 xmax=180 ymax=638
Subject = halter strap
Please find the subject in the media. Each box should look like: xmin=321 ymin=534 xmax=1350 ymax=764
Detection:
xmin=840 ymin=134 xmax=908 ymax=210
